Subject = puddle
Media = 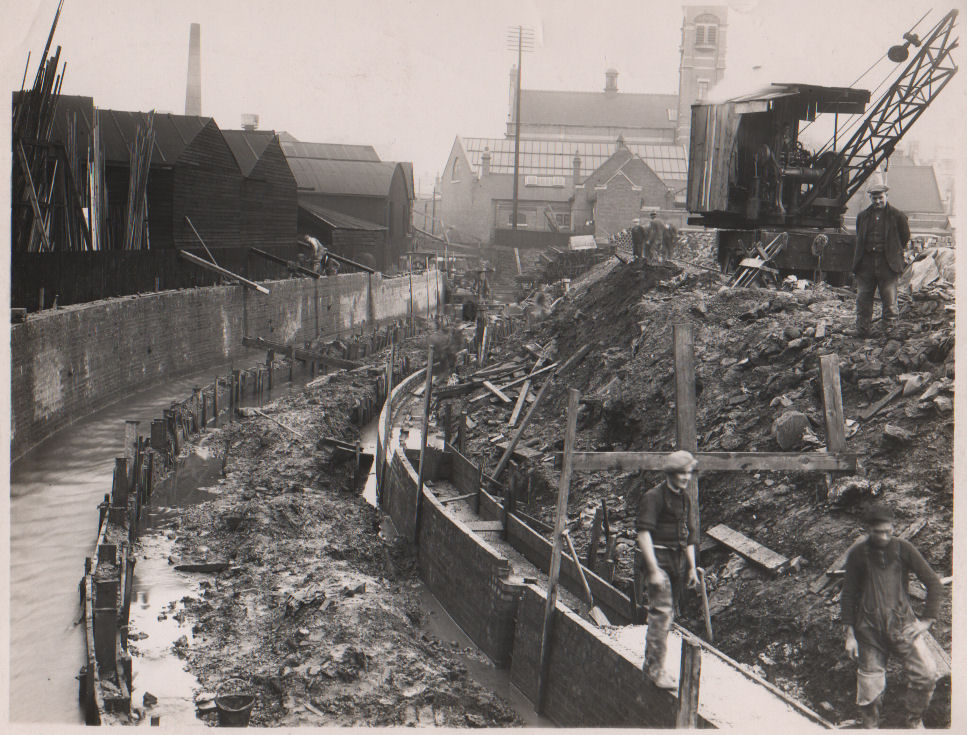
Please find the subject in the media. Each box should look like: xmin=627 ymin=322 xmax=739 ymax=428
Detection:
xmin=127 ymin=534 xmax=204 ymax=727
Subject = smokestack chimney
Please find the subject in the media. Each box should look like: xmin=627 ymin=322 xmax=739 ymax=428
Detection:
xmin=185 ymin=23 xmax=202 ymax=116
xmin=481 ymin=147 xmax=491 ymax=177
xmin=604 ymin=68 xmax=618 ymax=93
xmin=241 ymin=114 xmax=259 ymax=131
xmin=572 ymin=152 xmax=581 ymax=185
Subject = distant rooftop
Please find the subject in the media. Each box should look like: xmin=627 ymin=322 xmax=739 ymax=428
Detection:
xmin=281 ymin=140 xmax=381 ymax=162
xmin=461 ymin=137 xmax=687 ymax=184
xmin=518 ymin=89 xmax=679 ymax=130
xmin=222 ymin=129 xmax=277 ymax=175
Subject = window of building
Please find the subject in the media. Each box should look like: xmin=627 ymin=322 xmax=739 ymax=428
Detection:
xmin=695 ymin=13 xmax=719 ymax=47
xmin=667 ymin=108 xmax=678 ymax=121
xmin=554 ymin=212 xmax=571 ymax=229
xmin=697 ymin=80 xmax=709 ymax=100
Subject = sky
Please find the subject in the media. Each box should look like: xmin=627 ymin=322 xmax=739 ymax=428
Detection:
xmin=3 ymin=0 xmax=965 ymax=196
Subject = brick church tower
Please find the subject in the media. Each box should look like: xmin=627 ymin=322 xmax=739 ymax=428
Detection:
xmin=676 ymin=6 xmax=728 ymax=146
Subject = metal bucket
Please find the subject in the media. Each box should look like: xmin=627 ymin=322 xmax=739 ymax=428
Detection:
xmin=215 ymin=679 xmax=255 ymax=727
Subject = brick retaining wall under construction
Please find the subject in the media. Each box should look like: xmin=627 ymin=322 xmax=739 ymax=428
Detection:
xmin=11 ymin=269 xmax=443 ymax=460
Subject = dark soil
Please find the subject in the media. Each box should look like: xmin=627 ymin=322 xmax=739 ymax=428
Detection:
xmin=451 ymin=241 xmax=953 ymax=728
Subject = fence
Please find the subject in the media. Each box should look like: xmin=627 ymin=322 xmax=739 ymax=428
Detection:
xmin=11 ymin=244 xmax=304 ymax=312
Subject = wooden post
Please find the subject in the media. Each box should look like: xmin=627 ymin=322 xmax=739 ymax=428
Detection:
xmin=112 ymin=457 xmax=129 ymax=507
xmin=502 ymin=472 xmax=515 ymax=540
xmin=537 ymin=388 xmax=579 ymax=714
xmin=191 ymin=387 xmax=201 ymax=432
xmin=676 ymin=638 xmax=702 ymax=728
xmin=474 ymin=464 xmax=483 ymax=515
xmin=587 ymin=505 xmax=603 ymax=571
xmin=123 ymin=421 xmax=139 ymax=463
xmin=289 ymin=346 xmax=296 ymax=382
xmin=458 ymin=409 xmax=468 ymax=455
xmin=232 ymin=369 xmax=241 ymax=418
xmin=267 ymin=350 xmax=274 ymax=390
xmin=673 ymin=324 xmax=700 ymax=546
xmin=150 ymin=419 xmax=167 ymax=454
xmin=39 ymin=287 xmax=45 ymax=310
xmin=478 ymin=324 xmax=491 ymax=368
xmin=443 ymin=402 xmax=452 ymax=447
xmin=212 ymin=380 xmax=219 ymax=426
xmin=819 ymin=354 xmax=847 ymax=502
xmin=413 ymin=345 xmax=434 ymax=542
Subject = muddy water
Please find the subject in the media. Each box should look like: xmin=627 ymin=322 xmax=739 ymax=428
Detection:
xmin=8 ymin=361 xmax=308 ymax=724
xmin=358 ymin=418 xmax=552 ymax=727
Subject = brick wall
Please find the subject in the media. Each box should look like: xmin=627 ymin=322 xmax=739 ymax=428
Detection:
xmin=510 ymin=584 xmax=706 ymax=728
xmin=11 ymin=271 xmax=442 ymax=460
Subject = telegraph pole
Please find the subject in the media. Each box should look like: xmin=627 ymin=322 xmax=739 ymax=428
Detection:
xmin=506 ymin=26 xmax=534 ymax=232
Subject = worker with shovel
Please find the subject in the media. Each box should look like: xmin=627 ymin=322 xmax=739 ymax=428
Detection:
xmin=636 ymin=450 xmax=700 ymax=689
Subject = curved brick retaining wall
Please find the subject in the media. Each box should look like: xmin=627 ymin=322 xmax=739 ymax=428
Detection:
xmin=11 ymin=270 xmax=442 ymax=460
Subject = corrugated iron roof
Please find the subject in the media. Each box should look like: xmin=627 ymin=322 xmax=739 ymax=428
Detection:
xmin=519 ymin=89 xmax=679 ymax=129
xmin=98 ymin=109 xmax=210 ymax=165
xmin=461 ymin=136 xmax=688 ymax=183
xmin=299 ymin=200 xmax=386 ymax=231
xmin=281 ymin=141 xmax=380 ymax=161
xmin=222 ymin=129 xmax=277 ymax=176
xmin=287 ymin=157 xmax=399 ymax=197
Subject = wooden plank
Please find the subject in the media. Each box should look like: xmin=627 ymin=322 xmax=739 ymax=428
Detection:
xmin=325 ymin=249 xmax=376 ymax=273
xmin=470 ymin=363 xmax=558 ymax=402
xmin=438 ymin=492 xmax=476 ymax=505
xmin=569 ymin=451 xmax=857 ymax=473
xmin=537 ymin=388 xmax=579 ymax=714
xmin=494 ymin=441 xmax=541 ymax=461
xmin=15 ymin=142 xmax=52 ymax=251
xmin=481 ymin=380 xmax=512 ymax=403
xmin=819 ymin=355 xmax=847 ymax=452
xmin=706 ymin=524 xmax=788 ymax=572
xmin=492 ymin=377 xmax=555 ymax=481
xmin=465 ymin=520 xmax=505 ymax=532
xmin=676 ymin=638 xmax=702 ymax=728
xmin=859 ymin=385 xmax=902 ymax=421
xmin=510 ymin=352 xmax=549 ymax=427
xmin=178 ymin=250 xmax=270 ymax=294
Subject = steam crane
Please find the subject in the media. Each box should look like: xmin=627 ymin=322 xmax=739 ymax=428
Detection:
xmin=686 ymin=9 xmax=958 ymax=283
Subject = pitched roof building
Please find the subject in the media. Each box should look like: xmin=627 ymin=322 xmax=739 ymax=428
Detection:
xmin=282 ymin=136 xmax=413 ymax=271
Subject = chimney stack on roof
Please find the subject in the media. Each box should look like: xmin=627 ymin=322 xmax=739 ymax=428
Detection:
xmin=605 ymin=68 xmax=618 ymax=93
xmin=572 ymin=152 xmax=581 ymax=185
xmin=185 ymin=23 xmax=202 ymax=116
xmin=241 ymin=114 xmax=259 ymax=131
xmin=481 ymin=147 xmax=491 ymax=177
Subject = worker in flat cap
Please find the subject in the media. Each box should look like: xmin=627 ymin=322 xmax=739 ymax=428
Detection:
xmin=841 ymin=502 xmax=942 ymax=728
xmin=636 ymin=450 xmax=700 ymax=688
xmin=848 ymin=184 xmax=911 ymax=339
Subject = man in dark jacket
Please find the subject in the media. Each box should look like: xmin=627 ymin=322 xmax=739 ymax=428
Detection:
xmin=630 ymin=219 xmax=646 ymax=261
xmin=636 ymin=450 xmax=700 ymax=689
xmin=849 ymin=184 xmax=911 ymax=338
xmin=841 ymin=503 xmax=942 ymax=728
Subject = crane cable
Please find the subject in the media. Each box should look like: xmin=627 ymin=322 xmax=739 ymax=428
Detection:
xmin=798 ymin=8 xmax=937 ymax=146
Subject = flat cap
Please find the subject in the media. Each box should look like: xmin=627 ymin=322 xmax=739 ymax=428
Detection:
xmin=868 ymin=184 xmax=889 ymax=194
xmin=663 ymin=450 xmax=698 ymax=473
xmin=864 ymin=502 xmax=895 ymax=524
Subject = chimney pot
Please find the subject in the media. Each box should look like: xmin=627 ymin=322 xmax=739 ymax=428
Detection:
xmin=605 ymin=68 xmax=618 ymax=93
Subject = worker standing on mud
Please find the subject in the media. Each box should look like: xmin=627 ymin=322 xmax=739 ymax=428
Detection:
xmin=841 ymin=502 xmax=942 ymax=728
xmin=661 ymin=223 xmax=678 ymax=262
xmin=630 ymin=218 xmax=646 ymax=262
xmin=636 ymin=450 xmax=700 ymax=689
xmin=847 ymin=184 xmax=910 ymax=339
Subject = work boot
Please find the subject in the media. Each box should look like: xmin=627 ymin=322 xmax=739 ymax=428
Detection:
xmin=644 ymin=660 xmax=676 ymax=690
xmin=859 ymin=697 xmax=881 ymax=729
xmin=845 ymin=326 xmax=871 ymax=338
xmin=901 ymin=685 xmax=934 ymax=729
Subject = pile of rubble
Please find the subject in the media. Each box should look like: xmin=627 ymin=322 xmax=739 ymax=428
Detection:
xmin=447 ymin=252 xmax=953 ymax=727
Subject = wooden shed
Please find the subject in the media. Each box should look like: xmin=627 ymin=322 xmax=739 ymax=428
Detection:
xmin=222 ymin=129 xmax=298 ymax=249
xmin=282 ymin=140 xmax=413 ymax=271
xmin=98 ymin=110 xmax=242 ymax=249
xmin=297 ymin=200 xmax=387 ymax=268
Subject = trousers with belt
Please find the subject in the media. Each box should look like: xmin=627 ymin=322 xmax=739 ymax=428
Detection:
xmin=638 ymin=546 xmax=688 ymax=675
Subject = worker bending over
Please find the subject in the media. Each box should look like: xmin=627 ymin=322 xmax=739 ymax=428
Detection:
xmin=636 ymin=450 xmax=700 ymax=688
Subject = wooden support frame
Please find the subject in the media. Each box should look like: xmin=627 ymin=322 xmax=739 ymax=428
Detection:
xmin=676 ymin=638 xmax=702 ymax=728
xmin=568 ymin=450 xmax=856 ymax=473
xmin=249 ymin=246 xmax=322 ymax=278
